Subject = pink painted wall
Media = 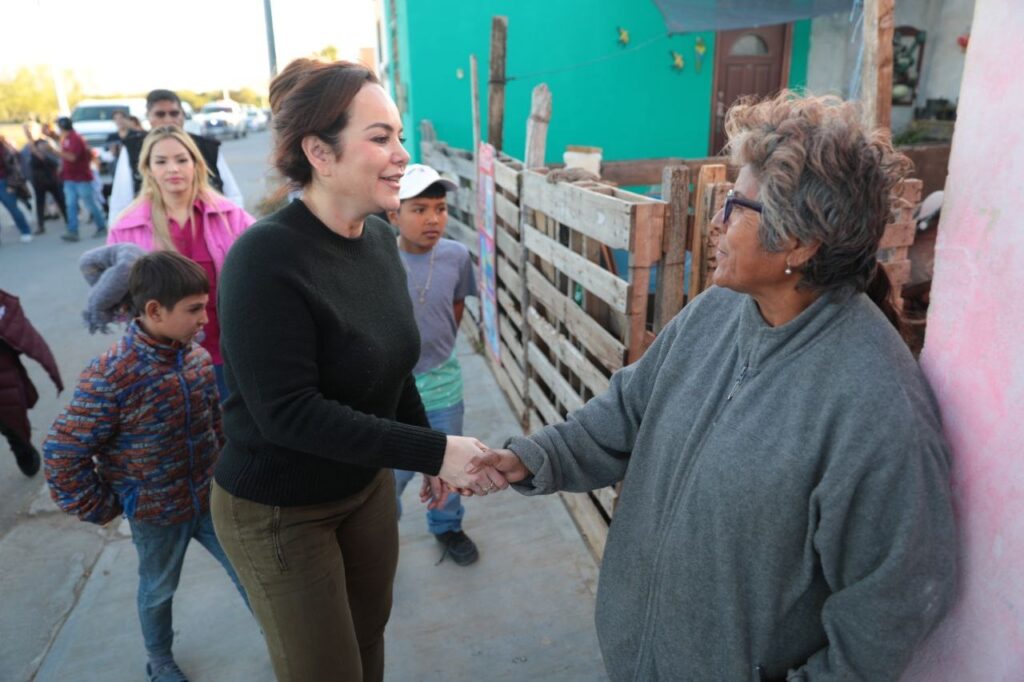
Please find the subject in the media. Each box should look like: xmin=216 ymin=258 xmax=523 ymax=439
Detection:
xmin=904 ymin=1 xmax=1024 ymax=679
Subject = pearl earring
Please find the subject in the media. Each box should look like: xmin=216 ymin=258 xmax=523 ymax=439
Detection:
xmin=785 ymin=264 xmax=793 ymax=275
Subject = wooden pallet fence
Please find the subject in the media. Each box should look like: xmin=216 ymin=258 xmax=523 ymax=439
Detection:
xmin=518 ymin=169 xmax=665 ymax=533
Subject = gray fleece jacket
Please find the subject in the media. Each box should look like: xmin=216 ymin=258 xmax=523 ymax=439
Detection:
xmin=508 ymin=286 xmax=956 ymax=681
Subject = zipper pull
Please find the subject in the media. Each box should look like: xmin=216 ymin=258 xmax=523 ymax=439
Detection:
xmin=726 ymin=363 xmax=748 ymax=401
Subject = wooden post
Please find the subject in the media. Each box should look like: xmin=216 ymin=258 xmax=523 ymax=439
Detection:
xmin=687 ymin=164 xmax=726 ymax=299
xmin=653 ymin=166 xmax=689 ymax=332
xmin=524 ymin=84 xmax=551 ymax=169
xmin=861 ymin=0 xmax=894 ymax=129
xmin=470 ymin=55 xmax=481 ymax=165
xmin=488 ymin=16 xmax=508 ymax=152
xmin=517 ymin=82 xmax=552 ymax=428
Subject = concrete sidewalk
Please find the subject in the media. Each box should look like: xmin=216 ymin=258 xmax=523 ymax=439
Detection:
xmin=0 ymin=330 xmax=607 ymax=681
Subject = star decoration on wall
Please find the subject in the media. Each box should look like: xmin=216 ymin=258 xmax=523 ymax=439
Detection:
xmin=670 ymin=50 xmax=685 ymax=71
xmin=617 ymin=27 xmax=630 ymax=46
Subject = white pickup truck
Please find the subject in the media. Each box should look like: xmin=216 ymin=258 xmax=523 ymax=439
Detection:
xmin=194 ymin=100 xmax=247 ymax=140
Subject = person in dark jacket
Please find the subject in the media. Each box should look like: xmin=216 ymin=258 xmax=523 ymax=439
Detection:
xmin=0 ymin=289 xmax=63 ymax=476
xmin=22 ymin=123 xmax=68 ymax=233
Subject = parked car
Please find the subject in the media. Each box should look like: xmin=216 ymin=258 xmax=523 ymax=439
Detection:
xmin=195 ymin=100 xmax=247 ymax=139
xmin=70 ymin=98 xmax=147 ymax=152
xmin=244 ymin=106 xmax=269 ymax=132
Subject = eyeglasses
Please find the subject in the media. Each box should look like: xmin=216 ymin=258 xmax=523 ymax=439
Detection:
xmin=151 ymin=110 xmax=183 ymax=119
xmin=722 ymin=189 xmax=764 ymax=223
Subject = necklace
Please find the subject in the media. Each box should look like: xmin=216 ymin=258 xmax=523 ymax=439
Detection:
xmin=398 ymin=238 xmax=436 ymax=304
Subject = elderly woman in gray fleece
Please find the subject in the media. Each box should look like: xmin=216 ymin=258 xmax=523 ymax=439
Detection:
xmin=473 ymin=92 xmax=956 ymax=681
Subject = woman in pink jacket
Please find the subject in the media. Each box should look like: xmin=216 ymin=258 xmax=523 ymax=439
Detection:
xmin=108 ymin=126 xmax=254 ymax=397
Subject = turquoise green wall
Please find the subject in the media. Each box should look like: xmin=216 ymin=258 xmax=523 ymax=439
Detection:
xmin=386 ymin=1 xmax=813 ymax=164
xmin=788 ymin=19 xmax=812 ymax=90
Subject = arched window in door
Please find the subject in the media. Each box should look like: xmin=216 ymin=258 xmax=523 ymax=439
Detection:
xmin=730 ymin=34 xmax=770 ymax=56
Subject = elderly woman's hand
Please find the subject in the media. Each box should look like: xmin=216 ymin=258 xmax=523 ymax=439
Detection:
xmin=467 ymin=448 xmax=530 ymax=485
xmin=438 ymin=436 xmax=508 ymax=495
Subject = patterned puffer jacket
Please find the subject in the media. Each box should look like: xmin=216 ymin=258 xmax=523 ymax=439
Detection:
xmin=44 ymin=322 xmax=222 ymax=525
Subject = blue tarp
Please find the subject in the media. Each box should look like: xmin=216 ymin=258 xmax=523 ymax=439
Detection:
xmin=652 ymin=0 xmax=854 ymax=33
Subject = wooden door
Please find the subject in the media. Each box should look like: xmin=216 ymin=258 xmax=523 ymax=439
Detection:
xmin=710 ymin=24 xmax=791 ymax=155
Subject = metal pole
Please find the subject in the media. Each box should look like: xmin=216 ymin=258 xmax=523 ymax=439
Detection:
xmin=263 ymin=0 xmax=278 ymax=78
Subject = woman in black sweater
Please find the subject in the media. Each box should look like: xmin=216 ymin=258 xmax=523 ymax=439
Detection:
xmin=211 ymin=58 xmax=502 ymax=682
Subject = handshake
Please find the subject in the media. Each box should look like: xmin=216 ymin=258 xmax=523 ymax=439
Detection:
xmin=419 ymin=436 xmax=529 ymax=509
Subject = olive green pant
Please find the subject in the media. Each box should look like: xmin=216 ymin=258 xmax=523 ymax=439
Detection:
xmin=211 ymin=471 xmax=398 ymax=682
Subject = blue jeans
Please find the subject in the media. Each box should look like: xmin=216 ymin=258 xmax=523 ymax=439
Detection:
xmin=0 ymin=179 xmax=32 ymax=236
xmin=63 ymin=180 xmax=107 ymax=235
xmin=129 ymin=510 xmax=248 ymax=659
xmin=394 ymin=401 xmax=465 ymax=535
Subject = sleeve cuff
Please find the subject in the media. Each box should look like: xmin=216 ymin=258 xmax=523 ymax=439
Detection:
xmin=381 ymin=421 xmax=448 ymax=475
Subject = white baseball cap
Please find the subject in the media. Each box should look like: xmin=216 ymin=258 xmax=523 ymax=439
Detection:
xmin=398 ymin=164 xmax=459 ymax=200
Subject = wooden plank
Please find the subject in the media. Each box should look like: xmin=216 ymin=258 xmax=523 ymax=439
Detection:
xmin=528 ymin=342 xmax=585 ymax=414
xmin=495 ymin=223 xmax=518 ymax=258
xmin=654 ymin=166 xmax=690 ymax=332
xmin=521 ymin=172 xmax=633 ymax=250
xmin=495 ymin=192 xmax=520 ymax=229
xmin=470 ymin=54 xmax=481 ymax=178
xmin=526 ymin=262 xmax=626 ymax=371
xmin=528 ymin=307 xmax=610 ymax=397
xmin=494 ymin=158 xmax=521 ymax=198
xmin=630 ymin=201 xmax=666 ymax=267
xmin=524 ymin=83 xmax=552 ymax=168
xmin=600 ymin=158 xmax=685 ymax=187
xmin=688 ymin=165 xmax=727 ymax=299
xmin=862 ymin=0 xmax=894 ymax=129
xmin=490 ymin=355 xmax=527 ymax=425
xmin=529 ymin=378 xmax=563 ymax=426
xmin=496 ymin=254 xmax=521 ymax=302
xmin=459 ymin=310 xmax=481 ymax=347
xmin=497 ymin=287 xmax=522 ymax=328
xmin=498 ymin=314 xmax=525 ymax=364
xmin=558 ymin=492 xmax=608 ymax=561
xmin=488 ymin=16 xmax=508 ymax=151
xmin=451 ymin=185 xmax=475 ymax=215
xmin=627 ymin=267 xmax=652 ymax=364
xmin=524 ymin=224 xmax=630 ymax=313
xmin=592 ymin=486 xmax=619 ymax=520
xmin=445 ymin=215 xmax=478 ymax=254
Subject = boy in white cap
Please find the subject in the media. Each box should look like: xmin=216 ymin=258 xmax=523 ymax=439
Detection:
xmin=388 ymin=164 xmax=480 ymax=565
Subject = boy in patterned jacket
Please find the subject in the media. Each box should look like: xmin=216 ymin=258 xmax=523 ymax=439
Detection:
xmin=44 ymin=251 xmax=246 ymax=682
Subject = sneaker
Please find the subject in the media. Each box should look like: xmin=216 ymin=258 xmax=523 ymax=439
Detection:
xmin=13 ymin=443 xmax=40 ymax=477
xmin=19 ymin=234 xmax=32 ymax=243
xmin=92 ymin=228 xmax=107 ymax=239
xmin=60 ymin=232 xmax=80 ymax=242
xmin=146 ymin=659 xmax=189 ymax=682
xmin=434 ymin=530 xmax=479 ymax=566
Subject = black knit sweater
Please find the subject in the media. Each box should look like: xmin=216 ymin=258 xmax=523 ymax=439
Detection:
xmin=214 ymin=200 xmax=447 ymax=506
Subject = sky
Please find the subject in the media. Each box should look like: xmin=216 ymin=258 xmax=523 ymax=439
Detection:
xmin=3 ymin=0 xmax=379 ymax=94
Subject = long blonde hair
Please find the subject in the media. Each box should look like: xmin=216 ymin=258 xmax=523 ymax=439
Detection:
xmin=133 ymin=126 xmax=223 ymax=251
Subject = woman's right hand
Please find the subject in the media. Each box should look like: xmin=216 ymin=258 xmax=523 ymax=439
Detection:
xmin=438 ymin=436 xmax=509 ymax=495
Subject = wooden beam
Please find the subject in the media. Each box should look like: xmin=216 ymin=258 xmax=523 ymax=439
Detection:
xmin=862 ymin=0 xmax=894 ymax=129
xmin=524 ymin=224 xmax=630 ymax=313
xmin=521 ymin=172 xmax=634 ymax=250
xmin=687 ymin=164 xmax=727 ymax=300
xmin=470 ymin=54 xmax=481 ymax=166
xmin=600 ymin=158 xmax=685 ymax=187
xmin=524 ymin=84 xmax=552 ymax=168
xmin=488 ymin=16 xmax=508 ymax=151
xmin=654 ymin=166 xmax=689 ymax=332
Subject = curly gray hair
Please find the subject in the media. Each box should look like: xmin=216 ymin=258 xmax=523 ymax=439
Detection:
xmin=724 ymin=91 xmax=913 ymax=295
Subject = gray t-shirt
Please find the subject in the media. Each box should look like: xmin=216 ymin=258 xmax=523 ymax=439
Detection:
xmin=398 ymin=238 xmax=477 ymax=374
